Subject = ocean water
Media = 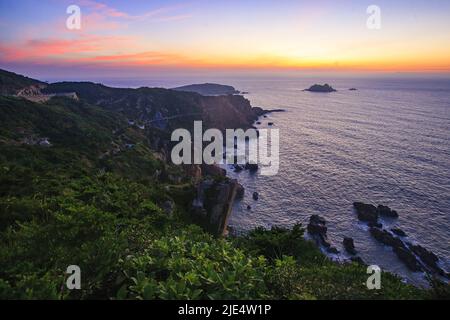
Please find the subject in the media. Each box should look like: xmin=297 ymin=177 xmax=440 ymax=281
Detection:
xmin=97 ymin=75 xmax=450 ymax=286
xmin=223 ymin=77 xmax=450 ymax=286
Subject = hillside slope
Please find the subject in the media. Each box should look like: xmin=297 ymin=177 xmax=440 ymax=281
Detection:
xmin=0 ymin=70 xmax=448 ymax=300
xmin=43 ymin=81 xmax=261 ymax=131
xmin=173 ymin=83 xmax=240 ymax=95
xmin=0 ymin=69 xmax=46 ymax=95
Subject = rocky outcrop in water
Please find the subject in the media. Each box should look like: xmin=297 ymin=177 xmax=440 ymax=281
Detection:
xmin=236 ymin=183 xmax=245 ymax=200
xmin=370 ymin=227 xmax=404 ymax=248
xmin=343 ymin=237 xmax=356 ymax=255
xmin=308 ymin=215 xmax=327 ymax=236
xmin=353 ymin=202 xmax=399 ymax=224
xmin=369 ymin=226 xmax=422 ymax=271
xmin=307 ymin=215 xmax=339 ymax=254
xmin=353 ymin=202 xmax=379 ymax=223
xmin=393 ymin=245 xmax=422 ymax=272
xmin=377 ymin=205 xmax=399 ymax=218
xmin=369 ymin=226 xmax=448 ymax=277
xmin=245 ymin=163 xmax=259 ymax=172
xmin=305 ymin=84 xmax=336 ymax=93
xmin=353 ymin=202 xmax=448 ymax=278
xmin=391 ymin=228 xmax=407 ymax=237
xmin=409 ymin=244 xmax=443 ymax=275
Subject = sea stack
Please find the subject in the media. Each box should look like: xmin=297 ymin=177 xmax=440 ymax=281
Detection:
xmin=305 ymin=84 xmax=337 ymax=92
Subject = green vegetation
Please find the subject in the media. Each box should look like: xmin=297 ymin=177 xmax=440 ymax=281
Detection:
xmin=0 ymin=69 xmax=45 ymax=95
xmin=0 ymin=73 xmax=448 ymax=300
xmin=42 ymin=82 xmax=204 ymax=130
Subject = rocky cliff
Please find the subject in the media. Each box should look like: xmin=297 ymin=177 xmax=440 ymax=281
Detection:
xmin=192 ymin=177 xmax=239 ymax=237
xmin=199 ymin=94 xmax=261 ymax=131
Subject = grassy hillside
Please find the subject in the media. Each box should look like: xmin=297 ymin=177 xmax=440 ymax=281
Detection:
xmin=0 ymin=74 xmax=448 ymax=300
xmin=43 ymin=81 xmax=258 ymax=131
xmin=0 ymin=69 xmax=45 ymax=95
xmin=43 ymin=82 xmax=204 ymax=129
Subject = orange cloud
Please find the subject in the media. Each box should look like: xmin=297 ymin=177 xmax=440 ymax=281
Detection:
xmin=2 ymin=37 xmax=449 ymax=73
xmin=88 ymin=51 xmax=189 ymax=66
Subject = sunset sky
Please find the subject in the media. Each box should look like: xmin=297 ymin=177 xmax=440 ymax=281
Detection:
xmin=1 ymin=0 xmax=449 ymax=78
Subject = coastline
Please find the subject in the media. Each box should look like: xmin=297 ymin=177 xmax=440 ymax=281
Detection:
xmin=221 ymin=88 xmax=449 ymax=288
xmin=1 ymin=69 xmax=449 ymax=298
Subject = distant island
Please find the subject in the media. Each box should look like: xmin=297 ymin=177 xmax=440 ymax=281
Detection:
xmin=172 ymin=83 xmax=241 ymax=96
xmin=305 ymin=83 xmax=337 ymax=93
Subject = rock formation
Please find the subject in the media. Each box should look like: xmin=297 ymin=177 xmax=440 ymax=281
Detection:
xmin=236 ymin=183 xmax=245 ymax=200
xmin=354 ymin=202 xmax=448 ymax=277
xmin=377 ymin=205 xmax=399 ymax=218
xmin=343 ymin=237 xmax=356 ymax=255
xmin=368 ymin=226 xmax=448 ymax=277
xmin=192 ymin=178 xmax=239 ymax=237
xmin=245 ymin=163 xmax=259 ymax=172
xmin=353 ymin=202 xmax=399 ymax=224
xmin=353 ymin=202 xmax=379 ymax=224
xmin=391 ymin=228 xmax=407 ymax=237
xmin=307 ymin=215 xmax=339 ymax=254
xmin=305 ymin=84 xmax=336 ymax=93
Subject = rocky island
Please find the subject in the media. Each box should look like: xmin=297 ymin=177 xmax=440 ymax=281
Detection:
xmin=305 ymin=83 xmax=337 ymax=92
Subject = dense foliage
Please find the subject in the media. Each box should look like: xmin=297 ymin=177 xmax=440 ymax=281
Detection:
xmin=0 ymin=82 xmax=448 ymax=300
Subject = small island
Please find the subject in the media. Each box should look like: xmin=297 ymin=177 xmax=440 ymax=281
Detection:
xmin=305 ymin=83 xmax=337 ymax=93
xmin=172 ymin=83 xmax=240 ymax=96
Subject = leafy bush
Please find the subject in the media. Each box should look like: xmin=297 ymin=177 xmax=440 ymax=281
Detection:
xmin=236 ymin=224 xmax=325 ymax=265
xmin=120 ymin=225 xmax=269 ymax=300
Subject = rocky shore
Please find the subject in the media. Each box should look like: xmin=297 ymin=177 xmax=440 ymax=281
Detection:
xmin=354 ymin=202 xmax=449 ymax=280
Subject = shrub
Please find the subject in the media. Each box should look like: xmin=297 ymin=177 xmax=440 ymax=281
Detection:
xmin=119 ymin=225 xmax=269 ymax=300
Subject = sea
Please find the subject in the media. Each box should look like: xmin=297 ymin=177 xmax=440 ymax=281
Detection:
xmin=54 ymin=74 xmax=450 ymax=286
